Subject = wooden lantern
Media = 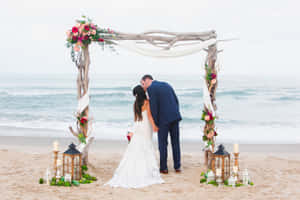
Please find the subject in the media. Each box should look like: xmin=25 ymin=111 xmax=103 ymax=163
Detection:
xmin=63 ymin=143 xmax=82 ymax=180
xmin=211 ymin=144 xmax=230 ymax=181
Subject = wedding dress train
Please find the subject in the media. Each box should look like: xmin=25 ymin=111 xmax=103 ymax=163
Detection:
xmin=105 ymin=110 xmax=164 ymax=188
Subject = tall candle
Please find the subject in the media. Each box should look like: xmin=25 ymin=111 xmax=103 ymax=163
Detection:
xmin=216 ymin=168 xmax=222 ymax=177
xmin=53 ymin=141 xmax=59 ymax=151
xmin=233 ymin=166 xmax=238 ymax=174
xmin=57 ymin=159 xmax=62 ymax=167
xmin=233 ymin=144 xmax=239 ymax=153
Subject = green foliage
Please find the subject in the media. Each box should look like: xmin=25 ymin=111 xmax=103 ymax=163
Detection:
xmin=50 ymin=180 xmax=56 ymax=186
xmin=39 ymin=178 xmax=44 ymax=184
xmin=200 ymin=172 xmax=205 ymax=176
xmin=81 ymin=165 xmax=88 ymax=172
xmin=207 ymin=180 xmax=218 ymax=186
xmin=78 ymin=133 xmax=86 ymax=144
xmin=83 ymin=173 xmax=97 ymax=181
xmin=249 ymin=181 xmax=254 ymax=186
xmin=57 ymin=180 xmax=64 ymax=186
xmin=206 ymin=140 xmax=213 ymax=148
xmin=224 ymin=180 xmax=229 ymax=185
xmin=64 ymin=181 xmax=72 ymax=187
xmin=200 ymin=178 xmax=207 ymax=183
xmin=236 ymin=183 xmax=244 ymax=187
xmin=72 ymin=180 xmax=80 ymax=186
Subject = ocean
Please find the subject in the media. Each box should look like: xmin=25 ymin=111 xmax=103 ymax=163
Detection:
xmin=0 ymin=73 xmax=299 ymax=144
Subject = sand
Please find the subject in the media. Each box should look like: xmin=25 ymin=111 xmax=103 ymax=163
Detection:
xmin=0 ymin=136 xmax=299 ymax=200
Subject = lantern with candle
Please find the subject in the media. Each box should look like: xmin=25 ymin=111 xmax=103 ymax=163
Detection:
xmin=206 ymin=170 xmax=215 ymax=183
xmin=228 ymin=175 xmax=236 ymax=187
xmin=211 ymin=144 xmax=231 ymax=181
xmin=63 ymin=143 xmax=82 ymax=181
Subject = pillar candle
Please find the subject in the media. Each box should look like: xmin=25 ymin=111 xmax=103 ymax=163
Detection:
xmin=57 ymin=159 xmax=62 ymax=167
xmin=53 ymin=141 xmax=59 ymax=151
xmin=216 ymin=168 xmax=222 ymax=177
xmin=233 ymin=166 xmax=238 ymax=173
xmin=233 ymin=144 xmax=239 ymax=153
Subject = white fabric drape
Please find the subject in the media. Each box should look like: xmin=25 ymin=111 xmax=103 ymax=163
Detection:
xmin=202 ymin=78 xmax=215 ymax=116
xmin=77 ymin=90 xmax=89 ymax=113
xmin=115 ymin=39 xmax=217 ymax=58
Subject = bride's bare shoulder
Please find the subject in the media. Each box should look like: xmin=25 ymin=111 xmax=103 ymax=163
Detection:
xmin=142 ymin=100 xmax=149 ymax=111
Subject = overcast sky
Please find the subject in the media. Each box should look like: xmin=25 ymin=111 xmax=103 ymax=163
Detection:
xmin=0 ymin=0 xmax=299 ymax=76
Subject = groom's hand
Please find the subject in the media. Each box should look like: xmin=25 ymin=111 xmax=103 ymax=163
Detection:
xmin=153 ymin=126 xmax=159 ymax=132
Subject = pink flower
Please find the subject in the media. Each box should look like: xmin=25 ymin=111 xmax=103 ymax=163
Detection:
xmin=207 ymin=130 xmax=215 ymax=139
xmin=72 ymin=27 xmax=78 ymax=33
xmin=204 ymin=115 xmax=210 ymax=121
xmin=79 ymin=25 xmax=84 ymax=33
xmin=91 ymin=30 xmax=96 ymax=35
xmin=74 ymin=45 xmax=80 ymax=52
xmin=76 ymin=23 xmax=81 ymax=28
xmin=78 ymin=36 xmax=83 ymax=41
xmin=73 ymin=32 xmax=78 ymax=36
xmin=91 ymin=24 xmax=96 ymax=30
xmin=108 ymin=28 xmax=114 ymax=33
xmin=66 ymin=30 xmax=71 ymax=38
xmin=211 ymin=79 xmax=217 ymax=85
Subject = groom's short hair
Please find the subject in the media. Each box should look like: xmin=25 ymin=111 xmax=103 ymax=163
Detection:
xmin=142 ymin=74 xmax=153 ymax=81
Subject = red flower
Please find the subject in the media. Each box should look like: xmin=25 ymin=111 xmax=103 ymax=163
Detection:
xmin=84 ymin=25 xmax=90 ymax=31
xmin=211 ymin=73 xmax=217 ymax=79
xmin=98 ymin=38 xmax=104 ymax=42
xmin=80 ymin=117 xmax=88 ymax=124
xmin=72 ymin=27 xmax=79 ymax=33
xmin=83 ymin=35 xmax=89 ymax=40
xmin=208 ymin=112 xmax=213 ymax=120
xmin=127 ymin=135 xmax=131 ymax=142
xmin=72 ymin=36 xmax=78 ymax=41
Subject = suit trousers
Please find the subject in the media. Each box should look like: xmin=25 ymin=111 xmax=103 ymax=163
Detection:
xmin=157 ymin=120 xmax=181 ymax=171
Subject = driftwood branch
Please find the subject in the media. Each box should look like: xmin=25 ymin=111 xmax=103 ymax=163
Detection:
xmin=102 ymin=30 xmax=217 ymax=50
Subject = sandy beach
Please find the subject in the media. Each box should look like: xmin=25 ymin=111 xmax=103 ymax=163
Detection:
xmin=0 ymin=136 xmax=299 ymax=200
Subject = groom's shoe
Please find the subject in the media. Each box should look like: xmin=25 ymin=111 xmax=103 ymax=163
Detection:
xmin=175 ymin=168 xmax=182 ymax=173
xmin=160 ymin=169 xmax=168 ymax=174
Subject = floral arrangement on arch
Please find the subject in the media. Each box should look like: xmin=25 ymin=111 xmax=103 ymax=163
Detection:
xmin=205 ymin=64 xmax=217 ymax=87
xmin=201 ymin=110 xmax=217 ymax=146
xmin=201 ymin=63 xmax=218 ymax=147
xmin=66 ymin=16 xmax=116 ymax=55
xmin=75 ymin=111 xmax=89 ymax=144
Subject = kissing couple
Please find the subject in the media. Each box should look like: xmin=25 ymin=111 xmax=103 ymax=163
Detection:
xmin=105 ymin=74 xmax=182 ymax=188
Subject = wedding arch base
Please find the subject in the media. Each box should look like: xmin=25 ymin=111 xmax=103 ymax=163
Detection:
xmin=66 ymin=16 xmax=220 ymax=168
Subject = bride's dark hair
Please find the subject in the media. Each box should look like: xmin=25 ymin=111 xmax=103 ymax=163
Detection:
xmin=133 ymin=85 xmax=147 ymax=121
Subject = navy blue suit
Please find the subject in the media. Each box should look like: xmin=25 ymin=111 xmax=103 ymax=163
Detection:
xmin=147 ymin=80 xmax=182 ymax=170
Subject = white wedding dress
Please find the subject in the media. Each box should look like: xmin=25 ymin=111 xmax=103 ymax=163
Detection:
xmin=105 ymin=110 xmax=164 ymax=188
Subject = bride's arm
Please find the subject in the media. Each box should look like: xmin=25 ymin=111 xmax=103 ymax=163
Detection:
xmin=146 ymin=101 xmax=159 ymax=132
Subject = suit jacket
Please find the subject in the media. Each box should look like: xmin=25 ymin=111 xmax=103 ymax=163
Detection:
xmin=147 ymin=80 xmax=182 ymax=126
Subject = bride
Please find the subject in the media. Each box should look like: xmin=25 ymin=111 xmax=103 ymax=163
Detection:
xmin=105 ymin=85 xmax=164 ymax=188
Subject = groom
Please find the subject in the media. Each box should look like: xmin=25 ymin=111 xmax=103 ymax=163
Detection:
xmin=141 ymin=75 xmax=182 ymax=174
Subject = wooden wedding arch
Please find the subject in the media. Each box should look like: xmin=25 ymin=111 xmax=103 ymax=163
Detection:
xmin=66 ymin=17 xmax=220 ymax=167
